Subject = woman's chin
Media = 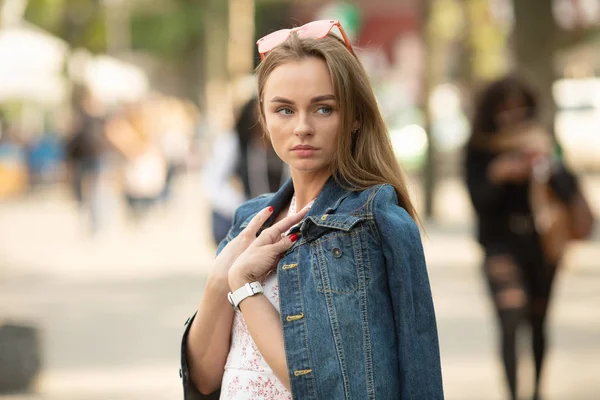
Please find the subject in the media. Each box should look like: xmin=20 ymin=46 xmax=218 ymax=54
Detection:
xmin=289 ymin=161 xmax=330 ymax=174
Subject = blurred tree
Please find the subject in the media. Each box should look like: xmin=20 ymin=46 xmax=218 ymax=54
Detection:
xmin=254 ymin=1 xmax=291 ymax=67
xmin=25 ymin=0 xmax=207 ymax=57
xmin=131 ymin=0 xmax=205 ymax=100
xmin=421 ymin=0 xmax=438 ymax=218
xmin=511 ymin=0 xmax=599 ymax=129
xmin=452 ymin=0 xmax=599 ymax=127
xmin=202 ymin=0 xmax=228 ymax=128
xmin=229 ymin=0 xmax=255 ymax=79
xmin=463 ymin=0 xmax=510 ymax=86
xmin=24 ymin=0 xmax=107 ymax=52
xmin=422 ymin=0 xmax=473 ymax=217
xmin=512 ymin=0 xmax=558 ymax=129
xmin=24 ymin=0 xmax=207 ymax=98
xmin=130 ymin=0 xmax=204 ymax=61
xmin=20 ymin=0 xmax=321 ymax=108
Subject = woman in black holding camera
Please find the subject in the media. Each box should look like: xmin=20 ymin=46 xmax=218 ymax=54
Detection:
xmin=465 ymin=75 xmax=592 ymax=400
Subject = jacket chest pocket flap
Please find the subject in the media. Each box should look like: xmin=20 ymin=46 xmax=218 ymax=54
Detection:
xmin=306 ymin=214 xmax=370 ymax=295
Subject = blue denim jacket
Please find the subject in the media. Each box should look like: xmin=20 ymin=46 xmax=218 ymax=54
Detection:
xmin=181 ymin=176 xmax=444 ymax=399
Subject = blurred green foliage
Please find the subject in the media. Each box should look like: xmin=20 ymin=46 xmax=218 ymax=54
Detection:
xmin=24 ymin=0 xmax=107 ymax=52
xmin=130 ymin=2 xmax=204 ymax=60
xmin=23 ymin=0 xmax=290 ymax=62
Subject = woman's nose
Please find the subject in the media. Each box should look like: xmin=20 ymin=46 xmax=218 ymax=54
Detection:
xmin=293 ymin=114 xmax=314 ymax=137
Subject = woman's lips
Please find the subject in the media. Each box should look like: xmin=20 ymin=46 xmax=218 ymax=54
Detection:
xmin=291 ymin=145 xmax=318 ymax=157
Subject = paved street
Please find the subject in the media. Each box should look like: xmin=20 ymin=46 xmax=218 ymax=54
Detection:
xmin=0 ymin=174 xmax=599 ymax=400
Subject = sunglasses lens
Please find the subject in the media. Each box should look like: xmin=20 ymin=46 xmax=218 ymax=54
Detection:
xmin=256 ymin=20 xmax=353 ymax=59
xmin=258 ymin=29 xmax=290 ymax=54
xmin=297 ymin=20 xmax=334 ymax=39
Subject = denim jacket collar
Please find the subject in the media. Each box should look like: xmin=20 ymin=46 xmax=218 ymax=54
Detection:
xmin=256 ymin=175 xmax=352 ymax=235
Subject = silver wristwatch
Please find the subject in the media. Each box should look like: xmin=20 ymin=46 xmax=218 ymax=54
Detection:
xmin=227 ymin=282 xmax=264 ymax=311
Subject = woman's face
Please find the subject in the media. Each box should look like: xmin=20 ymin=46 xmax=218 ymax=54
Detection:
xmin=495 ymin=93 xmax=530 ymax=129
xmin=262 ymin=57 xmax=341 ymax=179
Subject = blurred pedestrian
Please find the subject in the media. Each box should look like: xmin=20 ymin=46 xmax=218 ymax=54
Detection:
xmin=0 ymin=112 xmax=28 ymax=198
xmin=182 ymin=20 xmax=443 ymax=400
xmin=26 ymin=123 xmax=65 ymax=186
xmin=203 ymin=96 xmax=289 ymax=246
xmin=65 ymin=88 xmax=111 ymax=233
xmin=465 ymin=75 xmax=594 ymax=400
xmin=105 ymin=102 xmax=167 ymax=223
xmin=155 ymin=96 xmax=195 ymax=204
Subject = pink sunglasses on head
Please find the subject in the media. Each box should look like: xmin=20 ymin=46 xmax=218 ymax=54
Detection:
xmin=256 ymin=20 xmax=354 ymax=60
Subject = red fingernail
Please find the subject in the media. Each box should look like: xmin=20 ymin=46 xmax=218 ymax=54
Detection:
xmin=268 ymin=206 xmax=274 ymax=213
xmin=289 ymin=233 xmax=298 ymax=242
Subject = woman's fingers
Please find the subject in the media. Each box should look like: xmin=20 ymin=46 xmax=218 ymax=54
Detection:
xmin=243 ymin=233 xmax=299 ymax=281
xmin=241 ymin=206 xmax=275 ymax=237
xmin=256 ymin=207 xmax=309 ymax=245
xmin=271 ymin=206 xmax=308 ymax=233
xmin=269 ymin=232 xmax=300 ymax=254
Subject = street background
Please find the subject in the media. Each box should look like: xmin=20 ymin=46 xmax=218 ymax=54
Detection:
xmin=1 ymin=174 xmax=599 ymax=400
xmin=1 ymin=0 xmax=600 ymax=399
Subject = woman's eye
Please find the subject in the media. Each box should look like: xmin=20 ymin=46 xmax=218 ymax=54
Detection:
xmin=276 ymin=108 xmax=293 ymax=115
xmin=317 ymin=106 xmax=332 ymax=115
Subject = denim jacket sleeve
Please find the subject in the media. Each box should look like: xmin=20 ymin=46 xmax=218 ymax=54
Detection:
xmin=180 ymin=216 xmax=237 ymax=399
xmin=373 ymin=185 xmax=444 ymax=399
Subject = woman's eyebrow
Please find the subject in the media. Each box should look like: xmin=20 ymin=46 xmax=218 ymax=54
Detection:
xmin=270 ymin=97 xmax=294 ymax=104
xmin=311 ymin=94 xmax=336 ymax=103
xmin=270 ymin=95 xmax=336 ymax=104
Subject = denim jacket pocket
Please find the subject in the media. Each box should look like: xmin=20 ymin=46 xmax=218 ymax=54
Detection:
xmin=308 ymin=214 xmax=371 ymax=295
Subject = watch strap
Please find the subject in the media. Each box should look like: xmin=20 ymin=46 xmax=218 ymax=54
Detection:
xmin=227 ymin=281 xmax=263 ymax=310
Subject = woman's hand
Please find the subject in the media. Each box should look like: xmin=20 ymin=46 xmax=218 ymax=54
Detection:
xmin=188 ymin=206 xmax=282 ymax=395
xmin=210 ymin=206 xmax=275 ymax=283
xmin=228 ymin=207 xmax=308 ymax=291
xmin=487 ymin=152 xmax=533 ymax=184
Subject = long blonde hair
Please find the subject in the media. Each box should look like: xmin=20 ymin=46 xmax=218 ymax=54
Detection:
xmin=256 ymin=33 xmax=417 ymax=221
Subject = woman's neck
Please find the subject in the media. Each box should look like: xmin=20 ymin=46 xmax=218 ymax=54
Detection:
xmin=290 ymin=170 xmax=330 ymax=211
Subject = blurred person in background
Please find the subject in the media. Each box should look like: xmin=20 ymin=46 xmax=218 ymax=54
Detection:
xmin=0 ymin=111 xmax=28 ymax=198
xmin=465 ymin=75 xmax=594 ymax=400
xmin=65 ymin=87 xmax=111 ymax=233
xmin=155 ymin=96 xmax=196 ymax=204
xmin=105 ymin=101 xmax=167 ymax=223
xmin=182 ymin=20 xmax=443 ymax=400
xmin=26 ymin=118 xmax=65 ymax=186
xmin=203 ymin=96 xmax=289 ymax=246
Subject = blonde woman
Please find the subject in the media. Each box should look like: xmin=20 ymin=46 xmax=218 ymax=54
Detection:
xmin=181 ymin=20 xmax=443 ymax=399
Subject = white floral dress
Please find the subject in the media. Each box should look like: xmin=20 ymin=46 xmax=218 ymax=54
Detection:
xmin=220 ymin=196 xmax=312 ymax=400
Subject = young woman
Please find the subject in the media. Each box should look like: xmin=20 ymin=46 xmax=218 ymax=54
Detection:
xmin=465 ymin=76 xmax=592 ymax=400
xmin=181 ymin=20 xmax=443 ymax=400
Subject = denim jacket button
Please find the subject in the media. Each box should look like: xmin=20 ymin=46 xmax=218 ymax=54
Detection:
xmin=320 ymin=214 xmax=328 ymax=221
xmin=332 ymin=247 xmax=342 ymax=258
